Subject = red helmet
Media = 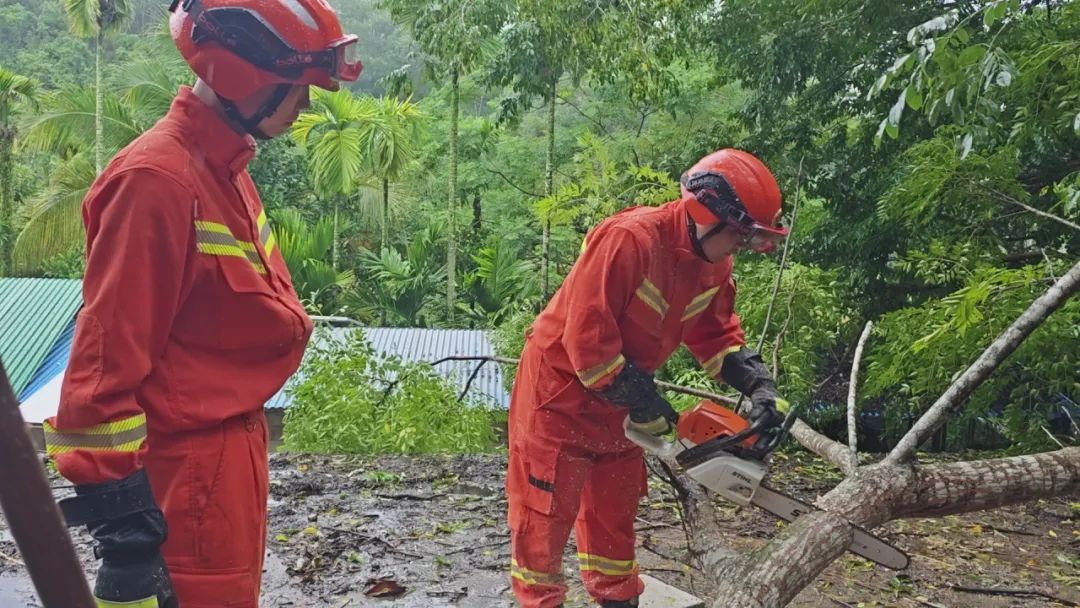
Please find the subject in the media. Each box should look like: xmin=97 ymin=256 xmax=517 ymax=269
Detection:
xmin=169 ymin=0 xmax=362 ymax=101
xmin=680 ymin=149 xmax=788 ymax=253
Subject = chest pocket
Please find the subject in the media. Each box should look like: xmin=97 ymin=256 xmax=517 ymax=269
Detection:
xmin=193 ymin=219 xmax=301 ymax=353
xmin=681 ymin=285 xmax=721 ymax=327
xmin=623 ymin=277 xmax=667 ymax=341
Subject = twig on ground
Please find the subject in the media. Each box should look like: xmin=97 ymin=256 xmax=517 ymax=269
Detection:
xmin=374 ymin=492 xmax=444 ymax=501
xmin=324 ymin=526 xmax=425 ymax=559
xmin=0 ymin=551 xmax=25 ymax=566
xmin=948 ymin=584 xmax=1079 ymax=606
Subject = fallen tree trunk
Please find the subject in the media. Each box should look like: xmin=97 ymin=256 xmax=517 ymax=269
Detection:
xmin=677 ymin=259 xmax=1080 ymax=607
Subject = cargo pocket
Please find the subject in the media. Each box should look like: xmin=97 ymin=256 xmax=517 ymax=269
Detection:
xmin=520 ymin=439 xmax=559 ymax=517
xmin=169 ymin=564 xmax=257 ymax=607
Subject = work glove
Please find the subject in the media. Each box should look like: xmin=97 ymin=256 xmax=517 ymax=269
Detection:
xmin=59 ymin=470 xmax=179 ymax=608
xmin=720 ymin=347 xmax=787 ymax=435
xmin=596 ymin=360 xmax=679 ymax=436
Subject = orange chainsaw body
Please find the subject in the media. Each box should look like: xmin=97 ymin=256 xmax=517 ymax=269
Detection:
xmin=676 ymin=400 xmax=758 ymax=449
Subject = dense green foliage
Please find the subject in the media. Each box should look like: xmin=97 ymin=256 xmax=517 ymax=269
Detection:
xmin=282 ymin=329 xmax=498 ymax=454
xmin=2 ymin=0 xmax=1077 ymax=453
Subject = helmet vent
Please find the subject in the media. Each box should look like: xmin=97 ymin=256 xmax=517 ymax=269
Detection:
xmin=282 ymin=0 xmax=319 ymax=31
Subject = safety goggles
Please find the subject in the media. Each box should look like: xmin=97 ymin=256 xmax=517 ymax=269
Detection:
xmin=683 ymin=171 xmax=787 ymax=254
xmin=728 ymin=221 xmax=785 ymax=254
xmin=179 ymin=0 xmax=363 ymax=82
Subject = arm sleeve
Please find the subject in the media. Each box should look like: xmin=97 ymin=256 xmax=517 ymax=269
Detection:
xmin=683 ymin=277 xmax=747 ymax=380
xmin=561 ymin=227 xmax=645 ymax=391
xmin=45 ymin=169 xmax=194 ymax=486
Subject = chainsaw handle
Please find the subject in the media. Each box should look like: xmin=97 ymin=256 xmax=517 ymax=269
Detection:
xmin=622 ymin=416 xmax=685 ymax=460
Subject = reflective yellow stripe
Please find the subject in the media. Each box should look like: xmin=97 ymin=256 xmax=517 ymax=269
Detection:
xmin=510 ymin=559 xmax=564 ymax=586
xmin=577 ymin=354 xmax=626 ymax=388
xmin=634 ymin=278 xmax=668 ymax=317
xmin=194 ymin=220 xmax=267 ymax=275
xmin=682 ymin=286 xmax=721 ymax=321
xmin=704 ymin=345 xmax=744 ymax=378
xmin=257 ymin=211 xmax=276 ymax=256
xmin=577 ymin=552 xmax=637 ymax=576
xmin=96 ymin=596 xmax=161 ymax=607
xmin=43 ymin=414 xmax=147 ymax=456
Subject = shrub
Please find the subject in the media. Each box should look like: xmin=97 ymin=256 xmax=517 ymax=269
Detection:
xmin=282 ymin=328 xmax=499 ymax=454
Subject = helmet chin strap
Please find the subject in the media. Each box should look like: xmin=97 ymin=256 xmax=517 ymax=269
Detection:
xmin=218 ymin=84 xmax=291 ymax=140
xmin=687 ymin=213 xmax=727 ymax=263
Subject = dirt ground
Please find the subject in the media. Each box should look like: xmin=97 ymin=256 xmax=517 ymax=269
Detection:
xmin=0 ymin=449 xmax=1077 ymax=607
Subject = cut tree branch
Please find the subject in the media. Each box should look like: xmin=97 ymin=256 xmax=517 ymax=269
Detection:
xmin=846 ymin=321 xmax=874 ymax=473
xmin=886 ymin=259 xmax=1080 ymax=465
xmin=791 ymin=421 xmax=856 ymax=475
xmin=894 ymin=447 xmax=1080 ymax=518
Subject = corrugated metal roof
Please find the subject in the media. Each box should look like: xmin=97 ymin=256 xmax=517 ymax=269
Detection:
xmin=0 ymin=278 xmax=83 ymax=398
xmin=20 ymin=319 xmax=76 ymax=401
xmin=16 ymin=316 xmax=509 ymax=412
xmin=266 ymin=327 xmax=509 ymax=410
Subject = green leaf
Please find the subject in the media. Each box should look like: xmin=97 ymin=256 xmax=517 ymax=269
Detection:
xmin=889 ymin=89 xmax=908 ymax=127
xmin=1074 ymin=112 xmax=1080 ymax=135
xmin=995 ymin=70 xmax=1012 ymax=87
xmin=958 ymin=45 xmax=986 ymax=66
xmin=960 ymin=133 xmax=973 ymax=159
xmin=906 ymin=87 xmax=924 ymax=111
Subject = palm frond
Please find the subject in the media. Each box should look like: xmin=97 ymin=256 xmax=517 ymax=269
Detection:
xmin=19 ymin=87 xmax=142 ymax=155
xmin=0 ymin=68 xmax=40 ymax=115
xmin=117 ymin=57 xmax=187 ymax=122
xmin=12 ymin=154 xmax=94 ymax=272
xmin=62 ymin=0 xmax=100 ymax=37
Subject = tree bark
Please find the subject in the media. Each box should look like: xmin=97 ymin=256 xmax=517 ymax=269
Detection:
xmin=846 ymin=321 xmax=873 ymax=473
xmin=447 ymin=66 xmax=459 ymax=322
xmin=95 ymin=29 xmax=104 ymax=175
xmin=541 ymin=79 xmax=556 ymax=301
xmin=0 ymin=130 xmax=13 ymax=275
xmin=381 ymin=177 xmax=389 ymax=252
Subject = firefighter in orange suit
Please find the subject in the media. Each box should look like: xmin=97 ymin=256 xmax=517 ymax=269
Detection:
xmin=42 ymin=1 xmax=362 ymax=606
xmin=506 ymin=149 xmax=791 ymax=608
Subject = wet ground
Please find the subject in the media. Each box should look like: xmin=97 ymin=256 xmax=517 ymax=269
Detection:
xmin=0 ymin=450 xmax=1077 ymax=607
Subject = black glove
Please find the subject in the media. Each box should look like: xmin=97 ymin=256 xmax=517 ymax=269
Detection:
xmin=720 ymin=347 xmax=787 ymax=433
xmin=59 ymin=469 xmax=178 ymax=608
xmin=596 ymin=361 xmax=679 ymax=435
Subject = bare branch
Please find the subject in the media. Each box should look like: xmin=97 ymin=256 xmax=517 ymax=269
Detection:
xmin=481 ymin=164 xmax=544 ymax=198
xmin=886 ymin=259 xmax=1080 ymax=465
xmin=756 ymin=157 xmax=804 ymax=353
xmin=847 ymin=321 xmax=874 ymax=473
xmin=556 ymin=93 xmax=609 ymax=134
xmin=989 ymin=188 xmax=1080 ymax=232
xmin=657 ymin=381 xmax=738 ymax=405
xmin=791 ymin=420 xmax=855 ymax=475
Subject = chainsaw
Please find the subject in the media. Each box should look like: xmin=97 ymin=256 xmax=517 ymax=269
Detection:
xmin=625 ymin=400 xmax=910 ymax=570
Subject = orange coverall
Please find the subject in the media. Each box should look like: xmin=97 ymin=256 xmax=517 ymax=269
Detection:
xmin=507 ymin=199 xmax=747 ymax=607
xmin=44 ymin=86 xmax=312 ymax=607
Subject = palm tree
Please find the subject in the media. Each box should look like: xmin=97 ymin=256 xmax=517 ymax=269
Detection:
xmin=60 ymin=0 xmax=134 ymax=173
xmin=271 ymin=208 xmax=355 ymax=314
xmin=366 ymin=96 xmax=425 ymax=252
xmin=292 ymin=88 xmax=385 ymax=269
xmin=0 ymin=66 xmax=39 ymax=275
xmin=12 ymin=58 xmax=182 ymax=273
xmin=381 ymin=0 xmax=506 ymax=322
